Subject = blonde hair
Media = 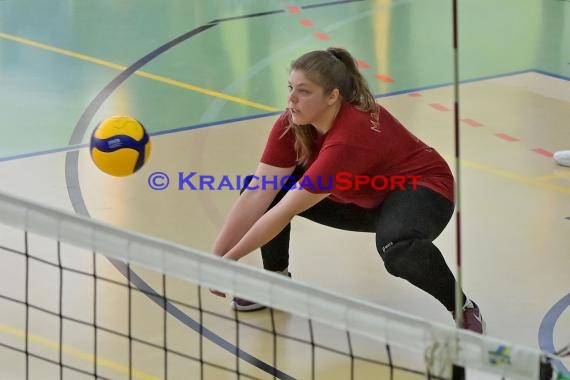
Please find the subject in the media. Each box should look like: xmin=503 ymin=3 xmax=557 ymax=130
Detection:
xmin=286 ymin=47 xmax=376 ymax=166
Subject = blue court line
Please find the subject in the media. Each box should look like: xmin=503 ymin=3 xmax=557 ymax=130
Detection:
xmin=2 ymin=67 xmax=564 ymax=163
xmin=302 ymin=0 xmax=366 ymax=9
xmin=538 ymin=293 xmax=570 ymax=375
xmin=0 ymin=144 xmax=88 ymax=163
xmin=531 ymin=69 xmax=570 ymax=81
xmin=376 ymin=69 xmax=535 ymax=98
xmin=110 ymin=258 xmax=295 ymax=380
xmin=0 ymin=113 xmax=280 ymax=163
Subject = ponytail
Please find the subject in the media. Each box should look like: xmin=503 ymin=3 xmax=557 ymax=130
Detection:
xmin=326 ymin=47 xmax=376 ymax=112
xmin=286 ymin=47 xmax=377 ymax=166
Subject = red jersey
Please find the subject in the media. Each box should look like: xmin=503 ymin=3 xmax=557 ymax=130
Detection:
xmin=260 ymin=102 xmax=454 ymax=208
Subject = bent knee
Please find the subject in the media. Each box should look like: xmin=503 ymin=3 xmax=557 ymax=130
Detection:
xmin=377 ymin=236 xmax=412 ymax=258
xmin=378 ymin=239 xmax=435 ymax=279
xmin=378 ymin=240 xmax=412 ymax=277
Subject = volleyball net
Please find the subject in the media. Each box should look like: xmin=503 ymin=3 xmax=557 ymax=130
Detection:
xmin=0 ymin=190 xmax=563 ymax=380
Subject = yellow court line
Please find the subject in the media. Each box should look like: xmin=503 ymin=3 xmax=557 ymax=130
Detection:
xmin=533 ymin=171 xmax=570 ymax=182
xmin=444 ymin=155 xmax=570 ymax=195
xmin=136 ymin=70 xmax=278 ymax=111
xmin=0 ymin=32 xmax=278 ymax=112
xmin=0 ymin=323 xmax=161 ymax=380
xmin=2 ymin=31 xmax=566 ymax=191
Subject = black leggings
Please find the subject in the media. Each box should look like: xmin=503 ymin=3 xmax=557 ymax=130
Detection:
xmin=242 ymin=170 xmax=464 ymax=312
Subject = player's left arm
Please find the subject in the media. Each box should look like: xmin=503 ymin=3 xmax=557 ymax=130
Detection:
xmin=222 ymin=188 xmax=329 ymax=262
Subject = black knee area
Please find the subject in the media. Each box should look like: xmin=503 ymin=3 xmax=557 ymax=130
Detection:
xmin=379 ymin=239 xmax=430 ymax=280
xmin=378 ymin=238 xmax=462 ymax=312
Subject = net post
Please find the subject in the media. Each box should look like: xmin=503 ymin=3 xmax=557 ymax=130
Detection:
xmin=451 ymin=0 xmax=464 ymax=332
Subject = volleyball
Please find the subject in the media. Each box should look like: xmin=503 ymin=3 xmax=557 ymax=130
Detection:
xmin=90 ymin=115 xmax=151 ymax=177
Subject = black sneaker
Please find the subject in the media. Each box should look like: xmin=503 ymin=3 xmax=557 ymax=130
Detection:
xmin=231 ymin=272 xmax=291 ymax=312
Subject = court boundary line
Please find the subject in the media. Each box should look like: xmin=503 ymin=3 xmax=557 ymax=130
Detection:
xmin=0 ymin=322 xmax=161 ymax=380
xmin=0 ymin=31 xmax=278 ymax=113
xmin=3 ymin=68 xmax=565 ymax=163
xmin=538 ymin=293 xmax=570 ymax=375
xmin=62 ymin=32 xmax=299 ymax=380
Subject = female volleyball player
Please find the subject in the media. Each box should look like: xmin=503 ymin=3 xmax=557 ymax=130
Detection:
xmin=211 ymin=47 xmax=485 ymax=334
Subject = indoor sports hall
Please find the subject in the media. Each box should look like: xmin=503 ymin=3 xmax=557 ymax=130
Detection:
xmin=0 ymin=0 xmax=569 ymax=379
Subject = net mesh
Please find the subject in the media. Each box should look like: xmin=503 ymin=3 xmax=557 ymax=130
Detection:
xmin=0 ymin=190 xmax=559 ymax=380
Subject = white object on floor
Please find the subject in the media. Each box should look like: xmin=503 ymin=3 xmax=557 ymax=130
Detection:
xmin=554 ymin=150 xmax=570 ymax=167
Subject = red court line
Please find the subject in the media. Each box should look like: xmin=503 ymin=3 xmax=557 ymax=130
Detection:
xmin=495 ymin=133 xmax=519 ymax=142
xmin=286 ymin=7 xmax=382 ymax=87
xmin=375 ymin=74 xmax=394 ymax=83
xmin=532 ymin=148 xmax=553 ymax=158
xmin=429 ymin=103 xmax=450 ymax=112
xmin=461 ymin=118 xmax=483 ymax=127
xmin=314 ymin=32 xmax=330 ymax=40
xmin=281 ymin=10 xmax=555 ymax=164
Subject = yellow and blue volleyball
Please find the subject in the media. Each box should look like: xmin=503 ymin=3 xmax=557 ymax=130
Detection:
xmin=90 ymin=115 xmax=151 ymax=177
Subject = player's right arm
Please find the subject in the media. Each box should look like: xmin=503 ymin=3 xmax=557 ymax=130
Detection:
xmin=212 ymin=162 xmax=295 ymax=258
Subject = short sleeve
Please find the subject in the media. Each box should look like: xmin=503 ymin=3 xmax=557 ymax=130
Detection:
xmin=301 ymin=144 xmax=363 ymax=193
